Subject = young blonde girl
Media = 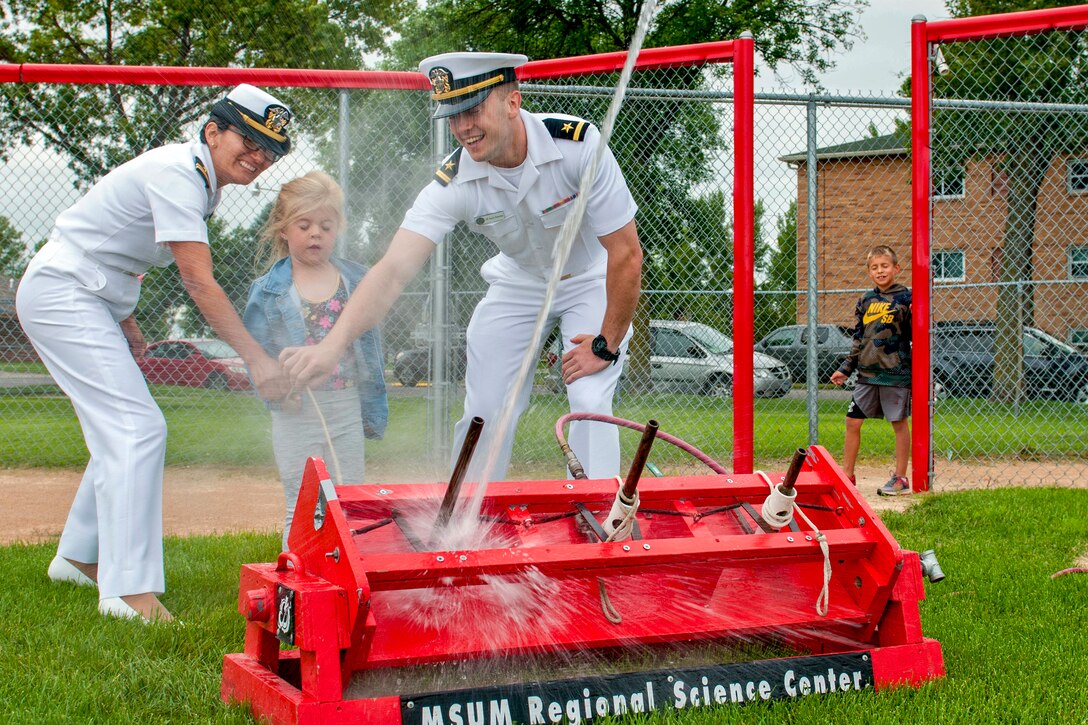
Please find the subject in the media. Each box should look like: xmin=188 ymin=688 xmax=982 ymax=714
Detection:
xmin=244 ymin=171 xmax=387 ymax=550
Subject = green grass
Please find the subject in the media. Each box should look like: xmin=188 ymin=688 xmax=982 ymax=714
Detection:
xmin=1 ymin=387 xmax=1084 ymax=474
xmin=3 ymin=488 xmax=1087 ymax=723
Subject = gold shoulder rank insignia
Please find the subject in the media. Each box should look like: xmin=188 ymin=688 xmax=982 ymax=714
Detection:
xmin=543 ymin=117 xmax=589 ymax=142
xmin=434 ymin=147 xmax=463 ymax=187
xmin=193 ymin=156 xmax=211 ymax=190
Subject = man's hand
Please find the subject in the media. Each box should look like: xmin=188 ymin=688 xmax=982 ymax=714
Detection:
xmin=830 ymin=370 xmax=848 ymax=386
xmin=119 ymin=317 xmax=146 ymax=360
xmin=280 ymin=343 xmax=340 ymax=390
xmin=249 ymin=355 xmax=291 ymax=401
xmin=561 ymin=334 xmax=612 ymax=385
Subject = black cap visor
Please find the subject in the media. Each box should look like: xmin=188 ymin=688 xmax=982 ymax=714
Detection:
xmin=210 ymin=98 xmax=291 ymax=158
xmin=433 ymin=89 xmax=493 ymax=119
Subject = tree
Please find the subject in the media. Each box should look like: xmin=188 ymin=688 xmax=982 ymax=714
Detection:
xmin=136 ymin=213 xmax=266 ymax=342
xmin=387 ymin=0 xmax=866 ymax=86
xmin=0 ymin=0 xmax=412 ymax=186
xmin=756 ymin=200 xmax=799 ymax=341
xmin=924 ymin=0 xmax=1088 ymax=402
xmin=0 ymin=216 xmax=26 ymax=279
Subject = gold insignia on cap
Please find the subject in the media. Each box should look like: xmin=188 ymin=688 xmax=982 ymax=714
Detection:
xmin=429 ymin=67 xmax=452 ymax=97
xmin=265 ymin=106 xmax=291 ymax=133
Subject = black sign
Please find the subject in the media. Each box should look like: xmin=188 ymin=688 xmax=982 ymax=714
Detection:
xmin=275 ymin=585 xmax=295 ymax=646
xmin=401 ymin=652 xmax=873 ymax=725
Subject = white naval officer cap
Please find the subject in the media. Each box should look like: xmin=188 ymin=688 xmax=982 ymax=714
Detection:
xmin=419 ymin=52 xmax=529 ymax=119
xmin=209 ymin=84 xmax=293 ymax=159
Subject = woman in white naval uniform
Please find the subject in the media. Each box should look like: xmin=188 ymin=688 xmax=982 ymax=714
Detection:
xmin=16 ymin=85 xmax=293 ymax=622
xmin=281 ymin=53 xmax=643 ymax=483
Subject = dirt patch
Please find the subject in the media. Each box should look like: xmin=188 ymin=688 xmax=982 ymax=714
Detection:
xmin=2 ymin=460 xmax=1084 ymax=546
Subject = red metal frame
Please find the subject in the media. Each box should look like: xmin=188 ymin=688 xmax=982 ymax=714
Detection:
xmin=910 ymin=18 xmax=933 ymax=495
xmin=221 ymin=446 xmax=943 ymax=723
xmin=0 ymin=40 xmax=737 ymax=88
xmin=732 ymin=34 xmax=755 ymax=474
xmin=911 ymin=5 xmax=1088 ymax=492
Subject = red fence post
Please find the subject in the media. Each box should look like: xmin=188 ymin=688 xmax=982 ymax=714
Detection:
xmin=733 ymin=32 xmax=755 ymax=474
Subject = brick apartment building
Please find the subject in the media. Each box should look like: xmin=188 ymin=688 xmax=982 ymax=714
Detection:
xmin=0 ymin=274 xmax=33 ymax=362
xmin=781 ymin=133 xmax=1088 ymax=348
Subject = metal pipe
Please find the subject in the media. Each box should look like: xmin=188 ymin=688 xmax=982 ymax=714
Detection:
xmin=434 ymin=416 xmax=483 ymax=530
xmin=429 ymin=115 xmax=452 ymax=464
xmin=337 ymin=89 xmax=350 ymax=257
xmin=622 ymin=419 xmax=659 ymax=499
xmin=780 ymin=447 xmax=807 ymax=495
xmin=805 ymin=99 xmax=819 ymax=446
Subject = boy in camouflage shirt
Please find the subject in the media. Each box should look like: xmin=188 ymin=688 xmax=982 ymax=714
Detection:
xmin=831 ymin=245 xmax=912 ymax=496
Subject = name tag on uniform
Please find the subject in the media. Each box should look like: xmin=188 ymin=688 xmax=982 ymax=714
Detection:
xmin=474 ymin=211 xmax=506 ymax=226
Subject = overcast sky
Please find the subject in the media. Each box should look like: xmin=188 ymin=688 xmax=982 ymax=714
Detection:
xmin=810 ymin=0 xmax=951 ymax=92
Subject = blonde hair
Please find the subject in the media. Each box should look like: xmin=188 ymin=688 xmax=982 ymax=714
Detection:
xmin=257 ymin=171 xmax=345 ymax=270
xmin=866 ymin=245 xmax=899 ymax=266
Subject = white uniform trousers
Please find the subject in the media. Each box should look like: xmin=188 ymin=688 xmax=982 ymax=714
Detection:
xmin=16 ymin=242 xmax=167 ymax=599
xmin=452 ymin=259 xmax=630 ymax=482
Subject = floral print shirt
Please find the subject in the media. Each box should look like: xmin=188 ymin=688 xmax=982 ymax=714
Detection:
xmin=300 ymin=279 xmax=357 ymax=390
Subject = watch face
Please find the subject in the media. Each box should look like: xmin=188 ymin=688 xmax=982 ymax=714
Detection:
xmin=592 ymin=335 xmax=617 ymax=361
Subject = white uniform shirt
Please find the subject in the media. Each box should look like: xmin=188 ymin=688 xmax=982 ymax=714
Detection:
xmin=402 ymin=110 xmax=637 ymax=280
xmin=52 ymin=139 xmax=221 ymax=275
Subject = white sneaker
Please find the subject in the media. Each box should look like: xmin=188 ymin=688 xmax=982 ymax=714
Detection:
xmin=47 ymin=556 xmax=96 ymax=588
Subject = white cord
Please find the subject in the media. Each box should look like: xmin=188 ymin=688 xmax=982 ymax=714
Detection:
xmin=288 ymin=386 xmax=344 ymax=485
xmin=756 ymin=470 xmax=831 ymax=617
xmin=597 ymin=475 xmax=643 ymax=625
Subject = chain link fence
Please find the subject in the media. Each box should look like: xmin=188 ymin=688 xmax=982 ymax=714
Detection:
xmin=922 ymin=19 xmax=1088 ymax=487
xmin=1 ymin=30 xmax=1085 ymax=487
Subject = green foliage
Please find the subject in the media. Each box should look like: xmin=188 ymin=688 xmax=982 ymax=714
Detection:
xmin=0 ymin=215 xmax=26 ymax=278
xmin=387 ymin=0 xmax=868 ymax=87
xmin=755 ymin=200 xmax=800 ymax=340
xmin=0 ymin=0 xmax=411 ymax=185
xmin=134 ymin=213 xmax=267 ymax=342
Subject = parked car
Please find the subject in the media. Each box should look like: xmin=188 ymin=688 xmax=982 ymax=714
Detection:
xmin=650 ymin=320 xmax=792 ymax=398
xmin=755 ymin=323 xmax=856 ymax=386
xmin=393 ymin=342 xmax=468 ymax=387
xmin=138 ymin=339 xmax=251 ymax=391
xmin=393 ymin=336 xmax=562 ymax=388
xmin=933 ymin=321 xmax=1088 ymax=403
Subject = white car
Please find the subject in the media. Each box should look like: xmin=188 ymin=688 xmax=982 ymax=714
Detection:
xmin=649 ymin=320 xmax=792 ymax=398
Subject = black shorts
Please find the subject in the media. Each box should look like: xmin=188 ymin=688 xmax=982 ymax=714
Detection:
xmin=845 ymin=383 xmax=911 ymax=422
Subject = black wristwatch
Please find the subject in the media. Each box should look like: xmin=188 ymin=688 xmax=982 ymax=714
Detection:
xmin=591 ymin=334 xmax=620 ymax=365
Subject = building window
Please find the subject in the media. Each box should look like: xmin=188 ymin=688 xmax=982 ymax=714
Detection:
xmin=932 ymin=166 xmax=965 ymax=200
xmin=933 ymin=249 xmax=966 ymax=281
xmin=1070 ymin=246 xmax=1088 ymax=279
xmin=1068 ymin=160 xmax=1088 ymax=193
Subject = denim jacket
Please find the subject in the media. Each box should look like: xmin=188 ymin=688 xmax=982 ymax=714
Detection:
xmin=243 ymin=256 xmax=389 ymax=439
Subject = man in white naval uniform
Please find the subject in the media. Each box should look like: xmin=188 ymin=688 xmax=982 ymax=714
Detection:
xmin=17 ymin=85 xmax=293 ymax=622
xmin=282 ymin=52 xmax=642 ymax=482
